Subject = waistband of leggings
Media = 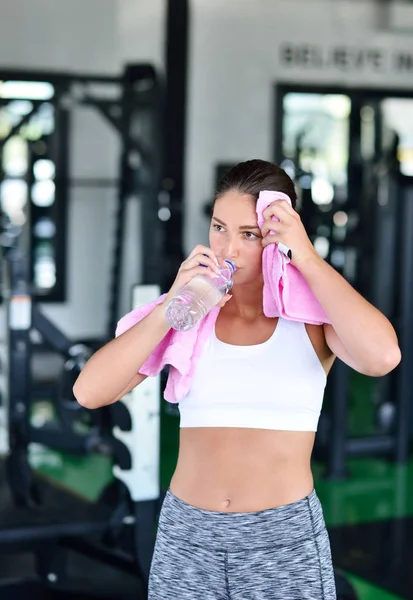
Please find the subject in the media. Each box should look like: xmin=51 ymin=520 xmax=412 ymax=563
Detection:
xmin=157 ymin=488 xmax=326 ymax=552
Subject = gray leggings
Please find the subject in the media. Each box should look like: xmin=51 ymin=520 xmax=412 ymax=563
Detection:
xmin=149 ymin=487 xmax=337 ymax=599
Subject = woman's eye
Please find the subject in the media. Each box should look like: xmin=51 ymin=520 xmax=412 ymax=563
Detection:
xmin=245 ymin=232 xmax=259 ymax=240
xmin=213 ymin=224 xmax=224 ymax=232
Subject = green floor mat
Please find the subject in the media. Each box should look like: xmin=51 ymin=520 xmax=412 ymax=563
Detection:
xmin=346 ymin=572 xmax=406 ymax=600
xmin=29 ymin=443 xmax=113 ymax=502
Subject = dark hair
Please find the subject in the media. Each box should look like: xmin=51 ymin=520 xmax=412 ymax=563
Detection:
xmin=214 ymin=159 xmax=297 ymax=209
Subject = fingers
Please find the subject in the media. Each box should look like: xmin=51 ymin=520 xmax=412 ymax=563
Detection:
xmin=261 ymin=202 xmax=300 ymax=236
xmin=183 ymin=253 xmax=220 ymax=275
xmin=217 ymin=293 xmax=233 ymax=308
xmin=188 ymin=244 xmax=219 ymax=265
xmin=262 ymin=233 xmax=281 ymax=247
xmin=181 ymin=266 xmax=218 ymax=285
xmin=262 ymin=200 xmax=297 ymax=222
xmin=261 ymin=220 xmax=285 ymax=237
xmin=261 ymin=203 xmax=293 ymax=238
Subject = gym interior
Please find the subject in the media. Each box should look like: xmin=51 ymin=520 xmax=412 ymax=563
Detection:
xmin=0 ymin=1 xmax=413 ymax=599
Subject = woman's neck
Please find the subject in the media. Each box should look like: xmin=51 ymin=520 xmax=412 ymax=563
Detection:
xmin=223 ymin=281 xmax=264 ymax=320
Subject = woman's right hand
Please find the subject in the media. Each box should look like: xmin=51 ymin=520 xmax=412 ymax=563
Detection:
xmin=162 ymin=245 xmax=230 ymax=308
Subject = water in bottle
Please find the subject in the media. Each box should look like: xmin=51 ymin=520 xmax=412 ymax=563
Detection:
xmin=165 ymin=259 xmax=236 ymax=331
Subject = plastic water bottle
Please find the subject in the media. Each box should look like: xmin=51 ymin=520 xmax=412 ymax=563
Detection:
xmin=165 ymin=259 xmax=236 ymax=331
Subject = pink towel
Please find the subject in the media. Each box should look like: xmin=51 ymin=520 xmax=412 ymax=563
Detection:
xmin=256 ymin=190 xmax=331 ymax=326
xmin=115 ymin=295 xmax=219 ymax=403
xmin=116 ymin=192 xmax=330 ymax=403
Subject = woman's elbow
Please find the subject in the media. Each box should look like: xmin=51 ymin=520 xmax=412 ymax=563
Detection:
xmin=73 ymin=381 xmax=101 ymax=410
xmin=370 ymin=345 xmax=402 ymax=377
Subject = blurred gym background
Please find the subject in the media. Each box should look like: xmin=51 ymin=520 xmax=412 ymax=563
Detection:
xmin=0 ymin=1 xmax=413 ymax=599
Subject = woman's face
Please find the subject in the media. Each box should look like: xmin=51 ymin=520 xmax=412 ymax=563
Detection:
xmin=209 ymin=191 xmax=263 ymax=285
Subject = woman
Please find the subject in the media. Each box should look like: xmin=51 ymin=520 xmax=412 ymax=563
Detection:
xmin=74 ymin=160 xmax=401 ymax=599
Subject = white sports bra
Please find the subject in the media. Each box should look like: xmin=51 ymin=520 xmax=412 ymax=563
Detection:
xmin=178 ymin=317 xmax=327 ymax=432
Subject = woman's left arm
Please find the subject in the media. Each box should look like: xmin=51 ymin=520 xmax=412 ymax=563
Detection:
xmin=261 ymin=200 xmax=402 ymax=377
xmin=298 ymin=255 xmax=401 ymax=377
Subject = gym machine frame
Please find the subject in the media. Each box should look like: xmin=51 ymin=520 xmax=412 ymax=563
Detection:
xmin=326 ymin=170 xmax=412 ymax=479
xmin=0 ymin=64 xmax=164 ymax=336
xmin=274 ymin=83 xmax=411 ymax=479
xmin=0 ymin=64 xmax=164 ymax=597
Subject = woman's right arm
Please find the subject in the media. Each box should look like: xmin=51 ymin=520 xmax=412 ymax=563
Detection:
xmin=73 ymin=303 xmax=170 ymax=409
xmin=73 ymin=245 xmax=222 ymax=410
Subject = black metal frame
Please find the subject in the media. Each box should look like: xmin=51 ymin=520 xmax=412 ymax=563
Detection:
xmin=3 ymin=241 xmax=110 ymax=483
xmin=0 ymin=63 xmax=164 ymax=597
xmin=162 ymin=0 xmax=189 ymax=289
xmin=395 ymin=178 xmax=413 ymax=462
xmin=1 ymin=225 xmax=151 ymax=597
xmin=0 ymin=75 xmax=70 ymax=303
xmin=0 ymin=66 xmax=164 ymax=328
xmin=274 ymin=82 xmax=413 ymax=161
xmin=104 ymin=64 xmax=164 ymax=337
xmin=274 ymin=83 xmax=412 ymax=478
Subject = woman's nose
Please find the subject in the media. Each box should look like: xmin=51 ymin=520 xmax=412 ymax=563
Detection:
xmin=225 ymin=236 xmax=240 ymax=259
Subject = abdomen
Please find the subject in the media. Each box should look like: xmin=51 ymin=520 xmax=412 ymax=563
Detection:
xmin=170 ymin=427 xmax=316 ymax=512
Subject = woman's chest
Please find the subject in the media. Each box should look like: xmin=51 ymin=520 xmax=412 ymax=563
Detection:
xmin=214 ymin=315 xmax=279 ymax=346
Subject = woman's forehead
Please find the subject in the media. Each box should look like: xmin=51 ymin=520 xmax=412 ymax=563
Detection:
xmin=213 ymin=192 xmax=257 ymax=223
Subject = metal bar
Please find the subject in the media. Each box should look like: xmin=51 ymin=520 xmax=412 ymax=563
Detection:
xmin=1 ymin=67 xmax=155 ymax=85
xmin=106 ymin=64 xmax=162 ymax=335
xmin=162 ymin=0 xmax=189 ymax=287
xmin=345 ymin=435 xmax=395 ymax=456
xmin=0 ymin=521 xmax=107 ymax=545
xmin=6 ymin=249 xmax=35 ymax=506
xmin=132 ymin=74 xmax=163 ymax=287
xmin=395 ymin=179 xmax=413 ymax=463
xmin=29 ymin=427 xmax=93 ymax=454
xmin=0 ymin=103 xmax=42 ymax=146
xmin=61 ymin=537 xmax=139 ymax=577
xmin=0 ymin=99 xmax=44 ymax=108
xmin=93 ymin=100 xmax=151 ymax=163
xmin=80 ymin=94 xmax=155 ymax=110
xmin=107 ymin=150 xmax=129 ymax=338
xmin=326 ymin=360 xmax=350 ymax=480
xmin=371 ymin=170 xmax=399 ymax=316
xmin=63 ymin=178 xmax=120 ymax=188
xmin=32 ymin=304 xmax=72 ymax=356
xmin=0 ymin=69 xmax=121 ymax=85
xmin=92 ymin=101 xmax=122 ymax=135
xmin=133 ymin=500 xmax=156 ymax=591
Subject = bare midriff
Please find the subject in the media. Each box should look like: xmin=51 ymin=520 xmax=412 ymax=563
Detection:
xmin=169 ymin=427 xmax=316 ymax=513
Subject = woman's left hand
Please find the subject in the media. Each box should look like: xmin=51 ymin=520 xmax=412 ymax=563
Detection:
xmin=261 ymin=200 xmax=319 ymax=270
